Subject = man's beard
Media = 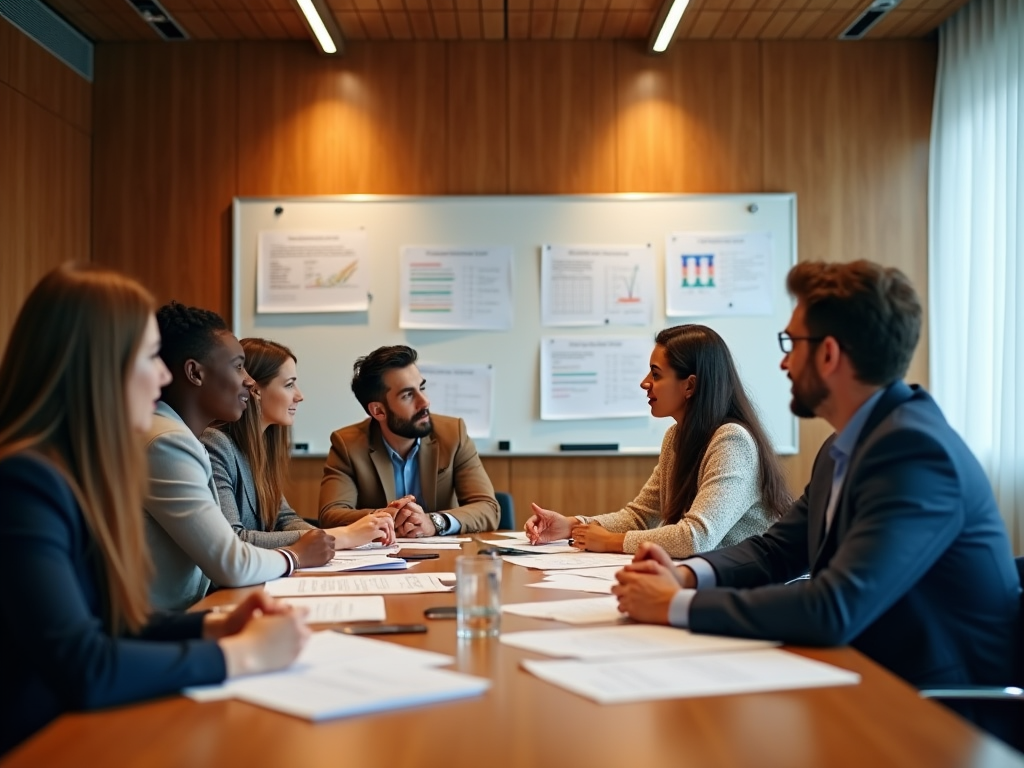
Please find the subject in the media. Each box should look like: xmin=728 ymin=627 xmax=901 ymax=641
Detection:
xmin=386 ymin=406 xmax=433 ymax=439
xmin=789 ymin=365 xmax=829 ymax=418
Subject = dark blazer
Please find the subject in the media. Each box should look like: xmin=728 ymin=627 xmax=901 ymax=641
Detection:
xmin=0 ymin=453 xmax=226 ymax=754
xmin=693 ymin=382 xmax=1020 ymax=690
xmin=318 ymin=414 xmax=499 ymax=532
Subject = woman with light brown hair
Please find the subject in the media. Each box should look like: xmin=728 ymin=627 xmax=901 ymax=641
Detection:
xmin=0 ymin=264 xmax=309 ymax=754
xmin=202 ymin=338 xmax=394 ymax=549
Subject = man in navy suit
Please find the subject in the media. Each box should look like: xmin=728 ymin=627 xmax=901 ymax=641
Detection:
xmin=613 ymin=260 xmax=1020 ymax=735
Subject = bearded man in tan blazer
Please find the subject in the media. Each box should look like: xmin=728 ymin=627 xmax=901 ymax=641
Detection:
xmin=318 ymin=345 xmax=498 ymax=536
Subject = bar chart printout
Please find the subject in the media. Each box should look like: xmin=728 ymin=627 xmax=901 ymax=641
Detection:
xmin=541 ymin=244 xmax=655 ymax=327
xmin=400 ymin=246 xmax=513 ymax=330
xmin=665 ymin=231 xmax=774 ymax=317
xmin=541 ymin=336 xmax=651 ymax=420
xmin=257 ymin=230 xmax=370 ymax=313
xmin=416 ymin=363 xmax=494 ymax=439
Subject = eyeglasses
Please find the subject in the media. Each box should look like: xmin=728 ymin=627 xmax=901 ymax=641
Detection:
xmin=778 ymin=331 xmax=825 ymax=354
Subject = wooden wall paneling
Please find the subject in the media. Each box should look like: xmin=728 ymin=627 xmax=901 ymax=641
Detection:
xmin=508 ymin=455 xmax=659 ymax=521
xmin=614 ymin=41 xmax=764 ymax=192
xmin=236 ymin=42 xmax=449 ymax=196
xmin=761 ymin=40 xmax=936 ymax=487
xmin=0 ymin=17 xmax=11 ymax=84
xmin=91 ymin=44 xmax=239 ymax=317
xmin=283 ymin=457 xmax=327 ymax=520
xmin=6 ymin=21 xmax=92 ymax=133
xmin=0 ymin=84 xmax=91 ymax=349
xmin=507 ymin=41 xmax=617 ymax=193
xmin=445 ymin=42 xmax=509 ymax=193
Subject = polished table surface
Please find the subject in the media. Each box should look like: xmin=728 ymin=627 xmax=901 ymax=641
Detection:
xmin=5 ymin=540 xmax=1022 ymax=768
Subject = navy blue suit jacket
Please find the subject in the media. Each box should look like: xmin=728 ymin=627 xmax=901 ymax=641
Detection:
xmin=694 ymin=382 xmax=1019 ymax=689
xmin=0 ymin=454 xmax=226 ymax=754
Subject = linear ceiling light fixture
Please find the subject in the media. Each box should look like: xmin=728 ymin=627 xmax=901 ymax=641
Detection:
xmin=648 ymin=0 xmax=691 ymax=54
xmin=293 ymin=0 xmax=344 ymax=55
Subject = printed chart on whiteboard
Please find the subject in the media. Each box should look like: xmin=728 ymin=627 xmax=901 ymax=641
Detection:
xmin=540 ymin=336 xmax=650 ymax=420
xmin=541 ymin=244 xmax=655 ymax=327
xmin=665 ymin=231 xmax=774 ymax=317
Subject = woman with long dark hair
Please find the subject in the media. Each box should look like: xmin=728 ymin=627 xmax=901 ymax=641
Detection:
xmin=0 ymin=265 xmax=308 ymax=754
xmin=525 ymin=324 xmax=791 ymax=558
xmin=202 ymin=338 xmax=394 ymax=550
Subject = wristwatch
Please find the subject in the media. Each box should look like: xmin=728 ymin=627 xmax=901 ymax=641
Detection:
xmin=427 ymin=512 xmax=448 ymax=535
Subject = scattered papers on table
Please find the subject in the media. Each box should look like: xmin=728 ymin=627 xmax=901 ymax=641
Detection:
xmin=521 ymin=649 xmax=860 ymax=704
xmin=399 ymin=542 xmax=464 ymax=550
xmin=501 ymin=596 xmax=623 ymax=625
xmin=500 ymin=624 xmax=777 ymax=659
xmin=265 ymin=573 xmax=456 ymax=597
xmin=502 ymin=553 xmax=635 ymax=570
xmin=543 ymin=566 xmax=623 ymax=580
xmin=279 ymin=595 xmax=387 ymax=624
xmin=341 ymin=543 xmax=402 ymax=556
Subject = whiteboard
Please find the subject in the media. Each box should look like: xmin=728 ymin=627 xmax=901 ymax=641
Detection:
xmin=233 ymin=195 xmax=798 ymax=456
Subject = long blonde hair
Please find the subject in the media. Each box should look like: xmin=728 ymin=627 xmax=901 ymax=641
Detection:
xmin=218 ymin=338 xmax=296 ymax=530
xmin=0 ymin=264 xmax=155 ymax=634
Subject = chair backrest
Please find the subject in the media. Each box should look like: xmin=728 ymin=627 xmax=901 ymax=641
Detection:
xmin=495 ymin=492 xmax=515 ymax=530
xmin=1016 ymin=557 xmax=1024 ymax=681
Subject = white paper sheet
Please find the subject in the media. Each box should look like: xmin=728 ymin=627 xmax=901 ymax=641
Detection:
xmin=665 ymin=231 xmax=774 ymax=317
xmin=501 ymin=553 xmax=635 ymax=570
xmin=264 ymin=573 xmax=456 ymax=597
xmin=399 ymin=245 xmax=513 ymax=330
xmin=542 ymin=566 xmax=623 ymax=580
xmin=501 ymin=596 xmax=623 ymax=625
xmin=501 ymin=624 xmax=777 ymax=659
xmin=257 ymin=230 xmax=370 ymax=313
xmin=183 ymin=630 xmax=454 ymax=702
xmin=522 ymin=649 xmax=860 ymax=704
xmin=398 ymin=542 xmax=465 ymax=550
xmin=479 ymin=539 xmax=579 ymax=554
xmin=280 ymin=596 xmax=387 ymax=624
xmin=416 ymin=363 xmax=494 ymax=439
xmin=295 ymin=555 xmax=410 ymax=574
xmin=396 ymin=536 xmax=471 ymax=544
xmin=526 ymin=577 xmax=615 ymax=594
xmin=541 ymin=243 xmax=655 ymax=327
xmin=230 ymin=662 xmax=490 ymax=722
xmin=540 ymin=336 xmax=651 ymax=420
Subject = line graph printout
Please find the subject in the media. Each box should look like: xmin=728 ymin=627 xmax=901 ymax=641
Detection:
xmin=541 ymin=244 xmax=654 ymax=327
xmin=416 ymin=363 xmax=494 ymax=438
xmin=541 ymin=336 xmax=651 ymax=420
xmin=665 ymin=231 xmax=774 ymax=317
xmin=400 ymin=246 xmax=513 ymax=330
xmin=257 ymin=230 xmax=370 ymax=313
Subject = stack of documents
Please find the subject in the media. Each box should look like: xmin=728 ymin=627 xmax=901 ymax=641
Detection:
xmin=296 ymin=554 xmax=410 ymax=574
xmin=186 ymin=630 xmax=489 ymax=720
xmin=502 ymin=596 xmax=623 ymax=624
xmin=278 ymin=595 xmax=387 ymax=624
xmin=500 ymin=624 xmax=859 ymax=704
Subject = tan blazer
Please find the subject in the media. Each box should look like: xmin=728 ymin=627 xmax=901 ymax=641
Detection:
xmin=318 ymin=414 xmax=499 ymax=533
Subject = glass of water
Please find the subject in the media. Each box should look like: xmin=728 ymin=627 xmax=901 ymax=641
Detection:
xmin=456 ymin=555 xmax=501 ymax=639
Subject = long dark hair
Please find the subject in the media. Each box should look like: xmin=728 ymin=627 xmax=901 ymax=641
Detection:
xmin=658 ymin=325 xmax=791 ymax=524
xmin=0 ymin=264 xmax=155 ymax=633
xmin=218 ymin=338 xmax=296 ymax=530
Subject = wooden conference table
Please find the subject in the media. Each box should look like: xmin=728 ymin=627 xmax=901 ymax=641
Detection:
xmin=5 ymin=540 xmax=1021 ymax=768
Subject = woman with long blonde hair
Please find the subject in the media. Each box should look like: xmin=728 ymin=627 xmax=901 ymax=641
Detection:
xmin=0 ymin=265 xmax=308 ymax=754
xmin=202 ymin=338 xmax=394 ymax=549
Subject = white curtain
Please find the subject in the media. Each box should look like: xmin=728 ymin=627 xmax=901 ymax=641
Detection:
xmin=929 ymin=0 xmax=1023 ymax=554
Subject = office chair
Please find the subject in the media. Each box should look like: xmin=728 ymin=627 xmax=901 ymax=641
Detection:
xmin=495 ymin=492 xmax=515 ymax=530
xmin=918 ymin=556 xmax=1024 ymax=751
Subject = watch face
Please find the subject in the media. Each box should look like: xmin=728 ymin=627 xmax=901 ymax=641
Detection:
xmin=430 ymin=513 xmax=446 ymax=534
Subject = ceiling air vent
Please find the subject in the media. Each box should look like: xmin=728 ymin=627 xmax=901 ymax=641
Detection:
xmin=839 ymin=0 xmax=901 ymax=39
xmin=125 ymin=0 xmax=188 ymax=40
xmin=0 ymin=0 xmax=93 ymax=80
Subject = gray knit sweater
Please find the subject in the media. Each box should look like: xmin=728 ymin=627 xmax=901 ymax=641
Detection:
xmin=589 ymin=422 xmax=773 ymax=558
